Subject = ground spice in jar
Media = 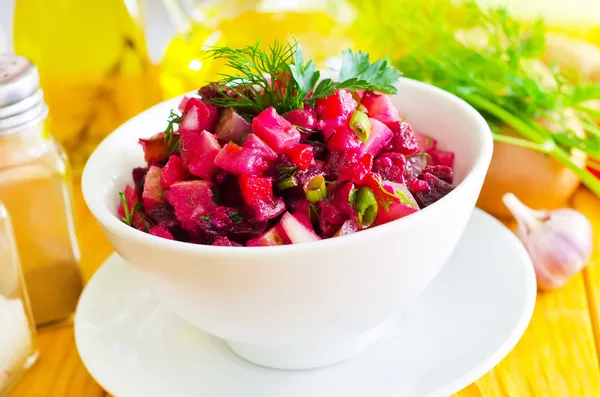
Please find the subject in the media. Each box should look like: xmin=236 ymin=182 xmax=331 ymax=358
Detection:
xmin=0 ymin=55 xmax=83 ymax=326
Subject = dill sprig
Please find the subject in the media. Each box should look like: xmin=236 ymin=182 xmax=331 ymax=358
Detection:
xmin=119 ymin=193 xmax=144 ymax=227
xmin=352 ymin=0 xmax=600 ymax=196
xmin=164 ymin=109 xmax=182 ymax=154
xmin=202 ymin=40 xmax=402 ymax=118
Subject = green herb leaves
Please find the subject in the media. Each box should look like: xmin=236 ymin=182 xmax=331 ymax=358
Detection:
xmin=338 ymin=49 xmax=402 ymax=94
xmin=288 ymin=44 xmax=320 ymax=100
xmin=202 ymin=40 xmax=402 ymax=117
xmin=164 ymin=109 xmax=182 ymax=154
xmin=352 ymin=0 xmax=600 ymax=197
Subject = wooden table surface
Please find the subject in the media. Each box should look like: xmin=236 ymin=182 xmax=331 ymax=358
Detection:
xmin=7 ymin=184 xmax=600 ymax=397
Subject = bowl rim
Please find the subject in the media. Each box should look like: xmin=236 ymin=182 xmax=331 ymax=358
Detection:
xmin=82 ymin=78 xmax=493 ymax=256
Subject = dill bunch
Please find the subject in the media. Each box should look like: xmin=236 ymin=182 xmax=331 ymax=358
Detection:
xmin=352 ymin=0 xmax=600 ymax=196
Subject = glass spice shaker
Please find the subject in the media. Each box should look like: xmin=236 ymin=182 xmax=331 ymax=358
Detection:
xmin=0 ymin=54 xmax=83 ymax=326
xmin=0 ymin=202 xmax=39 ymax=394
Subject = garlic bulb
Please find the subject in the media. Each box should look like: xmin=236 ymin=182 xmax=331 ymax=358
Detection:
xmin=502 ymin=193 xmax=593 ymax=291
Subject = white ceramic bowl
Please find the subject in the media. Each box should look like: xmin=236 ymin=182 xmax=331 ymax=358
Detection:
xmin=82 ymin=79 xmax=493 ymax=370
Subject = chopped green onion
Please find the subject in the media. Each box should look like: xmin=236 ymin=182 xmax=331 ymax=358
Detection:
xmin=277 ymin=176 xmax=299 ymax=190
xmin=355 ymin=186 xmax=378 ymax=227
xmin=349 ymin=109 xmax=371 ymax=143
xmin=304 ymin=175 xmax=328 ymax=203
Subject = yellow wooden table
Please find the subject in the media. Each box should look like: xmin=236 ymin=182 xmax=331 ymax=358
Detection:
xmin=7 ymin=185 xmax=600 ymax=397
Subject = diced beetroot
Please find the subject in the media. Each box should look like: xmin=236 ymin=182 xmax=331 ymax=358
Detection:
xmin=286 ymin=144 xmax=314 ymax=171
xmin=279 ymin=212 xmax=321 ymax=243
xmin=160 ymin=155 xmax=189 ymax=189
xmin=325 ymin=124 xmax=363 ymax=152
xmin=384 ymin=181 xmax=418 ymax=207
xmin=146 ymin=203 xmax=179 ymax=230
xmin=415 ymin=131 xmax=436 ymax=152
xmin=242 ymin=134 xmax=277 ymax=161
xmin=423 ymin=165 xmax=453 ymax=184
xmin=295 ymin=162 xmax=327 ymax=187
xmin=212 ymin=236 xmax=243 ymax=246
xmin=431 ymin=148 xmax=455 ymax=168
xmin=360 ymin=118 xmax=393 ymax=157
xmin=289 ymin=198 xmax=312 ymax=221
xmin=283 ymin=108 xmax=317 ymax=139
xmin=132 ymin=167 xmax=148 ymax=198
xmin=142 ymin=166 xmax=165 ymax=210
xmin=408 ymin=178 xmax=430 ymax=193
xmin=374 ymin=152 xmax=406 ymax=183
xmin=181 ymin=98 xmax=218 ymax=132
xmin=331 ymin=181 xmax=356 ymax=215
xmin=283 ymin=107 xmax=317 ymax=129
xmin=238 ymin=175 xmax=286 ymax=221
xmin=410 ymin=172 xmax=454 ymax=208
xmin=319 ymin=183 xmax=357 ymax=238
xmin=139 ymin=133 xmax=169 ymax=164
xmin=252 ymin=106 xmax=300 ymax=153
xmin=360 ymin=91 xmax=401 ymax=127
xmin=189 ymin=207 xmax=267 ymax=244
xmin=117 ymin=184 xmax=139 ymax=218
xmin=215 ymin=108 xmax=252 ymax=142
xmin=164 ymin=180 xmax=216 ymax=229
xmin=214 ymin=143 xmax=271 ymax=176
xmin=386 ymin=120 xmax=419 ymax=155
xmin=307 ymin=140 xmax=328 ymax=161
xmin=338 ymin=152 xmax=373 ymax=184
xmin=178 ymin=96 xmax=190 ymax=113
xmin=149 ymin=226 xmax=174 ymax=240
xmin=180 ymin=130 xmax=220 ymax=179
xmin=404 ymin=154 xmax=429 ymax=181
xmin=315 ymin=90 xmax=357 ymax=121
xmin=225 ymin=213 xmax=268 ymax=243
xmin=334 ymin=218 xmax=361 ymax=236
xmin=319 ymin=199 xmax=347 ymax=238
xmin=414 ymin=132 xmax=454 ymax=167
xmin=246 ymin=226 xmax=289 ymax=246
xmin=373 ymin=202 xmax=419 ymax=226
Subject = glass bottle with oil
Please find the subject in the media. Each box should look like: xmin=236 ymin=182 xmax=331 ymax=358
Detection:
xmin=159 ymin=0 xmax=355 ymax=98
xmin=13 ymin=0 xmax=162 ymax=174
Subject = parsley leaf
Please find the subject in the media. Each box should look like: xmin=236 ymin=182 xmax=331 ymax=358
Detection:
xmin=288 ymin=44 xmax=321 ymax=99
xmin=338 ymin=49 xmax=402 ymax=94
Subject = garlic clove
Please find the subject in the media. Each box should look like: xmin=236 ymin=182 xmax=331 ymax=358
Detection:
xmin=502 ymin=193 xmax=593 ymax=291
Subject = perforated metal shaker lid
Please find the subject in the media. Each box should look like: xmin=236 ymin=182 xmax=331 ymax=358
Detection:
xmin=0 ymin=54 xmax=48 ymax=135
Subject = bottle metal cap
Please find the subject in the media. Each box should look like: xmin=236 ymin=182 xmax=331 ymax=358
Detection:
xmin=0 ymin=54 xmax=48 ymax=135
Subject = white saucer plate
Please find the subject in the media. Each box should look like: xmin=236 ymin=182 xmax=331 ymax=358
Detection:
xmin=75 ymin=209 xmax=536 ymax=397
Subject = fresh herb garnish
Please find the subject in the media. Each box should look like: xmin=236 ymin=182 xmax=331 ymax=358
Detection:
xmin=276 ymin=164 xmax=298 ymax=180
xmin=189 ymin=197 xmax=195 ymax=206
xmin=228 ymin=211 xmax=243 ymax=224
xmin=200 ymin=215 xmax=210 ymax=221
xmin=293 ymin=125 xmax=318 ymax=135
xmin=203 ymin=40 xmax=402 ymax=117
xmin=163 ymin=110 xmax=182 ymax=154
xmin=352 ymin=0 xmax=600 ymax=197
xmin=119 ymin=193 xmax=142 ymax=226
